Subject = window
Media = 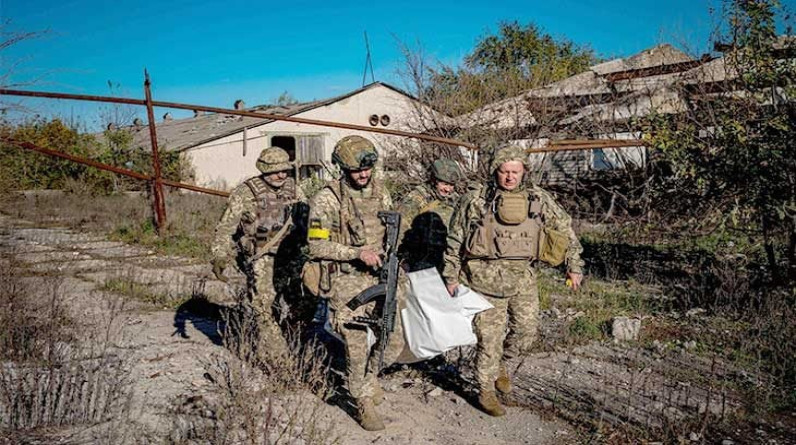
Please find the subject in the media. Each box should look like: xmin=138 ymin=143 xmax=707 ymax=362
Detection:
xmin=591 ymin=149 xmax=614 ymax=170
xmin=271 ymin=135 xmax=297 ymax=161
xmin=270 ymin=134 xmax=325 ymax=180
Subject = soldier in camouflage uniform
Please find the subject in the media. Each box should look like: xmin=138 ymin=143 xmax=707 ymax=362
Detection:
xmin=211 ymin=146 xmax=307 ymax=359
xmin=397 ymin=158 xmax=462 ymax=273
xmin=306 ymin=135 xmax=405 ymax=431
xmin=442 ymin=145 xmax=584 ymax=417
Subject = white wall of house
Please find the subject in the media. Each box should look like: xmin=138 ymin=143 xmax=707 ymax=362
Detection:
xmin=182 ymin=85 xmax=431 ymax=190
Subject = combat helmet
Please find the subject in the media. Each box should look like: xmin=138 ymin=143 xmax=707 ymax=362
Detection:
xmin=332 ymin=135 xmax=378 ymax=171
xmin=431 ymin=158 xmax=462 ymax=184
xmin=489 ymin=145 xmax=530 ymax=174
xmin=256 ymin=146 xmax=293 ymax=174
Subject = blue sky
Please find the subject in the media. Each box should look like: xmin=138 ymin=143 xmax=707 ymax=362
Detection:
xmin=2 ymin=0 xmax=792 ymax=125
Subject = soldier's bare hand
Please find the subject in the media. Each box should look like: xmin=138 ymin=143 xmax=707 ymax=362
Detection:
xmin=212 ymin=260 xmax=228 ymax=283
xmin=446 ymin=281 xmax=459 ymax=297
xmin=566 ymin=272 xmax=583 ymax=291
xmin=358 ymin=249 xmax=382 ymax=268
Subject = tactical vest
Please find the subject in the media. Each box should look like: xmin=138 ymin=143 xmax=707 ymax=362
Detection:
xmin=325 ymin=179 xmax=387 ymax=249
xmin=464 ymin=189 xmax=543 ymax=260
xmin=240 ymin=176 xmax=296 ymax=254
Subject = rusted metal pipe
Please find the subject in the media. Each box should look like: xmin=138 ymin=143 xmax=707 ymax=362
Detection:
xmin=0 ymin=89 xmax=147 ymax=106
xmin=1 ymin=88 xmax=478 ymax=150
xmin=1 ymin=138 xmax=230 ymax=197
xmin=530 ymin=139 xmax=645 ymax=153
xmin=143 ymin=70 xmax=167 ymax=232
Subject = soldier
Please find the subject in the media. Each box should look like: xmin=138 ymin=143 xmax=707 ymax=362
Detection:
xmin=305 ymin=135 xmax=405 ymax=431
xmin=211 ymin=146 xmax=307 ymax=359
xmin=442 ymin=145 xmax=584 ymax=417
xmin=397 ymin=158 xmax=462 ymax=273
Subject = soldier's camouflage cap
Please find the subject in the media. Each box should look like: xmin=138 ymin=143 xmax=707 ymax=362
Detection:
xmin=431 ymin=158 xmax=462 ymax=184
xmin=332 ymin=135 xmax=378 ymax=171
xmin=489 ymin=145 xmax=530 ymax=173
xmin=256 ymin=146 xmax=293 ymax=174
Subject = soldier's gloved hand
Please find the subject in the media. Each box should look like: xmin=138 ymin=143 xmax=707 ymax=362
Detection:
xmin=358 ymin=248 xmax=383 ymax=268
xmin=212 ymin=259 xmax=228 ymax=283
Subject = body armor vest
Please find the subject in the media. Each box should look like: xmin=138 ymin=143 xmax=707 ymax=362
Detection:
xmin=240 ymin=177 xmax=296 ymax=253
xmin=464 ymin=189 xmax=543 ymax=260
xmin=326 ymin=179 xmax=387 ymax=248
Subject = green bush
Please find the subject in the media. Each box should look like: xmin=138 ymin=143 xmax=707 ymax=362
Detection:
xmin=1 ymin=118 xmax=189 ymax=194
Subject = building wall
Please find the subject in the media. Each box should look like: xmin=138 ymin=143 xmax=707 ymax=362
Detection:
xmin=184 ymin=85 xmax=429 ymax=190
xmin=513 ymin=132 xmax=646 ymax=187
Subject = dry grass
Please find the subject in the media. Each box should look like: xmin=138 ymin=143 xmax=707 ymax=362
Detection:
xmin=168 ymin=305 xmax=340 ymax=445
xmin=1 ymin=190 xmax=226 ymax=260
xmin=0 ymin=259 xmax=134 ymax=442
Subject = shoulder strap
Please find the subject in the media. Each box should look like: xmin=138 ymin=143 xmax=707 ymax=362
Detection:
xmin=244 ymin=176 xmax=271 ymax=200
xmin=323 ymin=180 xmax=342 ymax=203
xmin=322 ymin=180 xmax=349 ymax=245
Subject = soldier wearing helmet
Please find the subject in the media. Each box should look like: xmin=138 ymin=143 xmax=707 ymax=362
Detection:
xmin=443 ymin=145 xmax=584 ymax=417
xmin=304 ymin=135 xmax=405 ymax=431
xmin=211 ymin=146 xmax=307 ymax=359
xmin=397 ymin=158 xmax=463 ymax=273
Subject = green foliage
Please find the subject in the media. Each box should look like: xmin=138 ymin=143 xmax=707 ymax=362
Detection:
xmin=465 ymin=21 xmax=596 ymax=78
xmin=422 ymin=21 xmax=597 ymax=116
xmin=0 ymin=118 xmax=115 ymax=192
xmin=102 ymin=277 xmax=188 ymax=309
xmin=275 ymin=91 xmax=299 ymax=106
xmin=111 ymin=219 xmax=207 ymax=259
xmin=0 ymin=118 xmax=190 ymax=194
xmin=643 ymin=0 xmax=795 ymax=278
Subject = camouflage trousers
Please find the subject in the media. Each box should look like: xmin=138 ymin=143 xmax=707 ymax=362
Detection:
xmin=330 ymin=272 xmax=406 ymax=399
xmin=473 ymin=268 xmax=540 ymax=391
xmin=248 ymin=255 xmax=290 ymax=358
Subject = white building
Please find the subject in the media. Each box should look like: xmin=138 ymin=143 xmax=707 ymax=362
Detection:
xmin=128 ymin=82 xmax=438 ymax=190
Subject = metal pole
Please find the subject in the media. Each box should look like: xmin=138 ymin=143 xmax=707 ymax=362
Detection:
xmin=143 ymin=70 xmax=167 ymax=232
xmin=1 ymin=88 xmax=478 ymax=150
xmin=2 ymin=138 xmax=231 ymax=197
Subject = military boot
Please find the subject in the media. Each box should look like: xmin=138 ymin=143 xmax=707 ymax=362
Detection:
xmin=478 ymin=390 xmax=506 ymax=417
xmin=356 ymin=397 xmax=385 ymax=431
xmin=495 ymin=364 xmax=512 ymax=394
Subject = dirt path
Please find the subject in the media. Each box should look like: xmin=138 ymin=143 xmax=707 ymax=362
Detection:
xmin=0 ymin=213 xmax=574 ymax=444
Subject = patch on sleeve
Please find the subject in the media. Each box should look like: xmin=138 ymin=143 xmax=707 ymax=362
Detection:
xmin=308 ymin=218 xmax=330 ymax=240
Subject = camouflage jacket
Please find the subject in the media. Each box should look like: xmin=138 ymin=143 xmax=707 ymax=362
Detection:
xmin=443 ymin=183 xmax=584 ymax=285
xmin=397 ymin=183 xmax=459 ymax=228
xmin=308 ymin=178 xmax=393 ymax=262
xmin=211 ymin=176 xmax=307 ymax=264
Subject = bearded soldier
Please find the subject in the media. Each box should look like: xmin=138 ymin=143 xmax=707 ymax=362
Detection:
xmin=211 ymin=146 xmax=307 ymax=358
xmin=305 ymin=135 xmax=405 ymax=431
xmin=397 ymin=158 xmax=462 ymax=273
xmin=442 ymin=145 xmax=584 ymax=417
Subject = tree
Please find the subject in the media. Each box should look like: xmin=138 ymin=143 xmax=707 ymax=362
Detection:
xmin=419 ymin=21 xmax=598 ymax=117
xmin=274 ymin=91 xmax=299 ymax=107
xmin=644 ymin=0 xmax=796 ymax=281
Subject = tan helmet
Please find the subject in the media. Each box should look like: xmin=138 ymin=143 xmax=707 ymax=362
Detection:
xmin=490 ymin=145 xmax=530 ymax=174
xmin=332 ymin=135 xmax=378 ymax=171
xmin=256 ymin=146 xmax=293 ymax=174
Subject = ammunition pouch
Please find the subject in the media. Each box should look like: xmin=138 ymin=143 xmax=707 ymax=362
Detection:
xmin=539 ymin=227 xmax=568 ymax=267
xmin=301 ymin=261 xmax=333 ymax=296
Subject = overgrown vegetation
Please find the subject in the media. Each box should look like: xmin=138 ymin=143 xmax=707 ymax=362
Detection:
xmin=168 ymin=302 xmax=340 ymax=444
xmin=0 ymin=117 xmax=190 ymax=194
xmin=0 ymin=1 xmax=793 ymax=443
xmin=0 ymin=259 xmax=134 ymax=442
xmin=1 ymin=190 xmax=225 ymax=259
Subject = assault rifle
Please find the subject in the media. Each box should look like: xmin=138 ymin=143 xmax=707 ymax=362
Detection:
xmin=346 ymin=210 xmax=402 ymax=372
